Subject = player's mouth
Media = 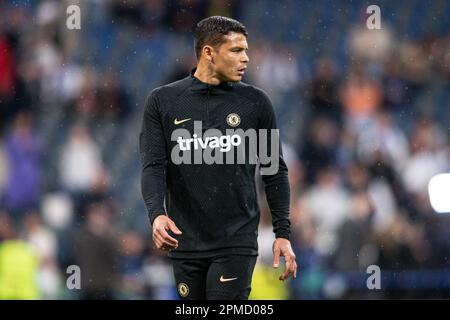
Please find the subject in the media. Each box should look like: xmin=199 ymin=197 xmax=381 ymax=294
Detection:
xmin=237 ymin=67 xmax=246 ymax=76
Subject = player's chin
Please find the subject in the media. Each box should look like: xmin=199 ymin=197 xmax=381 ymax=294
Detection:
xmin=230 ymin=74 xmax=243 ymax=82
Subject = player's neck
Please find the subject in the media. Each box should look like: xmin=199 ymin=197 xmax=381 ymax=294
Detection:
xmin=193 ymin=61 xmax=223 ymax=85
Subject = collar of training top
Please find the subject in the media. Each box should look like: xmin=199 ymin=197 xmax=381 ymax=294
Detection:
xmin=189 ymin=67 xmax=234 ymax=92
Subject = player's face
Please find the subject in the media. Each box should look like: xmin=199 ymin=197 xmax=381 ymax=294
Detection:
xmin=212 ymin=32 xmax=249 ymax=82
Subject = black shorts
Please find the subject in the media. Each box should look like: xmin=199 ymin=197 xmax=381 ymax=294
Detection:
xmin=171 ymin=255 xmax=257 ymax=300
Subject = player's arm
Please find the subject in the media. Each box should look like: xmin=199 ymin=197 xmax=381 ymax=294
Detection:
xmin=139 ymin=90 xmax=181 ymax=251
xmin=257 ymin=89 xmax=297 ymax=281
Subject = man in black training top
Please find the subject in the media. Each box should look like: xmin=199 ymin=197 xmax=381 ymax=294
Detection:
xmin=139 ymin=16 xmax=297 ymax=300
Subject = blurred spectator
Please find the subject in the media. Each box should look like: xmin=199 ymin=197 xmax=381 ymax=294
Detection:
xmin=0 ymin=31 xmax=16 ymax=131
xmin=366 ymin=165 xmax=399 ymax=234
xmin=1 ymin=3 xmax=28 ymax=53
xmin=58 ymin=61 xmax=85 ymax=106
xmin=64 ymin=67 xmax=99 ymax=120
xmin=140 ymin=0 xmax=168 ymax=33
xmin=336 ymin=127 xmax=359 ymax=168
xmin=299 ymin=167 xmax=350 ymax=266
xmin=111 ymin=0 xmax=144 ymax=27
xmin=73 ymin=202 xmax=120 ymax=300
xmin=349 ymin=23 xmax=393 ymax=64
xmin=118 ymin=231 xmax=147 ymax=299
xmin=308 ymin=57 xmax=341 ymax=124
xmin=357 ymin=110 xmax=410 ymax=174
xmin=63 ymin=67 xmax=130 ymax=122
xmin=299 ymin=117 xmax=339 ymax=185
xmin=164 ymin=55 xmax=196 ymax=84
xmin=0 ymin=31 xmax=15 ymax=94
xmin=0 ymin=213 xmax=40 ymax=299
xmin=334 ymin=191 xmax=375 ymax=271
xmin=32 ymin=38 xmax=63 ymax=105
xmin=2 ymin=112 xmax=42 ymax=219
xmin=22 ymin=211 xmax=62 ymax=299
xmin=401 ymin=118 xmax=448 ymax=196
xmin=0 ymin=140 xmax=8 ymax=198
xmin=376 ymin=213 xmax=428 ymax=271
xmin=398 ymin=41 xmax=431 ymax=89
xmin=35 ymin=1 xmax=61 ymax=29
xmin=164 ymin=0 xmax=207 ymax=34
xmin=206 ymin=0 xmax=240 ymax=18
xmin=40 ymin=192 xmax=74 ymax=269
xmin=344 ymin=162 xmax=370 ymax=193
xmin=340 ymin=67 xmax=384 ymax=132
xmin=98 ymin=72 xmax=131 ymax=120
xmin=59 ymin=123 xmax=102 ymax=193
xmin=142 ymin=247 xmax=177 ymax=300
xmin=59 ymin=122 xmax=110 ymax=219
xmin=41 ymin=193 xmax=74 ymax=232
xmin=419 ymin=197 xmax=450 ymax=269
xmin=248 ymin=43 xmax=300 ymax=105
xmin=382 ymin=60 xmax=411 ymax=124
xmin=430 ymin=33 xmax=450 ymax=80
xmin=22 ymin=211 xmax=57 ymax=265
xmin=12 ymin=59 xmax=41 ymax=116
xmin=285 ymin=144 xmax=304 ymax=223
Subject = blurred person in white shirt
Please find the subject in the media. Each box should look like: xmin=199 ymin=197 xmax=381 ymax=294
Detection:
xmin=299 ymin=167 xmax=350 ymax=265
xmin=402 ymin=117 xmax=448 ymax=196
xmin=22 ymin=211 xmax=62 ymax=299
xmin=59 ymin=122 xmax=104 ymax=193
xmin=59 ymin=122 xmax=109 ymax=221
xmin=357 ymin=110 xmax=410 ymax=175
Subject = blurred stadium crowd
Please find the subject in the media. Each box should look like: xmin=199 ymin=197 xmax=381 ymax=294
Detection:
xmin=0 ymin=0 xmax=449 ymax=299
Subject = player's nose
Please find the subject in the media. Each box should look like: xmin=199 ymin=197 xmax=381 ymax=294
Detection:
xmin=241 ymin=52 xmax=249 ymax=63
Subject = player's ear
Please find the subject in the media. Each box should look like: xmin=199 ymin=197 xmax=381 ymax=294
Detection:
xmin=202 ymin=45 xmax=214 ymax=63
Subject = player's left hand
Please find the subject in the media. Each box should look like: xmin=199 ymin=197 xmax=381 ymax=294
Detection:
xmin=273 ymin=238 xmax=297 ymax=281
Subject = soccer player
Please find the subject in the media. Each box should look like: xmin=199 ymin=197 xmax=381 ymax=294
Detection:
xmin=139 ymin=16 xmax=297 ymax=300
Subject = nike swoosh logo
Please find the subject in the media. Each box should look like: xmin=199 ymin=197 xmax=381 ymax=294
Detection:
xmin=220 ymin=275 xmax=238 ymax=282
xmin=174 ymin=118 xmax=191 ymax=125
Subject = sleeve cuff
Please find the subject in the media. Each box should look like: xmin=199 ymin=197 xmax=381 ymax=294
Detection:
xmin=149 ymin=211 xmax=166 ymax=226
xmin=274 ymin=229 xmax=290 ymax=240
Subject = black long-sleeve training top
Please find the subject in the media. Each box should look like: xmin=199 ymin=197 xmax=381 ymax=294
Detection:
xmin=139 ymin=68 xmax=291 ymax=258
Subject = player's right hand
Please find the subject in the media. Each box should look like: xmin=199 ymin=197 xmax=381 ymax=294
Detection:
xmin=152 ymin=215 xmax=182 ymax=251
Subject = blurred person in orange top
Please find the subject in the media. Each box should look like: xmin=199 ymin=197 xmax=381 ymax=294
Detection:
xmin=340 ymin=67 xmax=383 ymax=132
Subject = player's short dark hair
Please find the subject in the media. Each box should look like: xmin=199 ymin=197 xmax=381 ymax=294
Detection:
xmin=194 ymin=16 xmax=248 ymax=60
